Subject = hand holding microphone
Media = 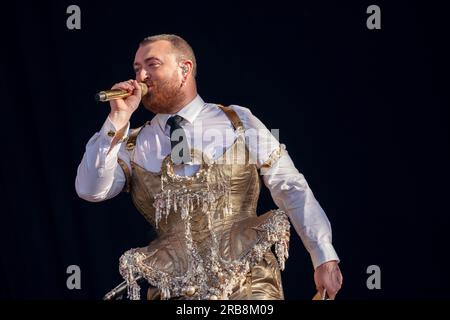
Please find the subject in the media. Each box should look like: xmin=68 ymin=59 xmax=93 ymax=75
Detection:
xmin=99 ymin=80 xmax=148 ymax=130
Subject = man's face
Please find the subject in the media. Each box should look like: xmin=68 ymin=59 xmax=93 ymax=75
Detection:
xmin=133 ymin=40 xmax=185 ymax=114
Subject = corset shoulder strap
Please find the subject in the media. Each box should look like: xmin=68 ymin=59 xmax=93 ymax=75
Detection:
xmin=125 ymin=121 xmax=150 ymax=152
xmin=217 ymin=105 xmax=244 ymax=131
xmin=117 ymin=121 xmax=150 ymax=193
xmin=117 ymin=158 xmax=131 ymax=193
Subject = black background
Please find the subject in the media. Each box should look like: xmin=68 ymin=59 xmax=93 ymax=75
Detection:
xmin=0 ymin=0 xmax=448 ymax=299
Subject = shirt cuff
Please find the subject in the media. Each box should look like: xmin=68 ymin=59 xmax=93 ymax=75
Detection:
xmin=100 ymin=116 xmax=130 ymax=143
xmin=309 ymin=242 xmax=340 ymax=270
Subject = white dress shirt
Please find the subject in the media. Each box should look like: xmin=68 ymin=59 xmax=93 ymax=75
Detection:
xmin=75 ymin=95 xmax=339 ymax=269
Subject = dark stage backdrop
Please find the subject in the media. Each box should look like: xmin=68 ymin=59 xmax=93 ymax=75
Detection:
xmin=0 ymin=0 xmax=448 ymax=299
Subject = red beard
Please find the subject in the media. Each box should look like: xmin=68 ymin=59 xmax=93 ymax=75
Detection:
xmin=142 ymin=74 xmax=186 ymax=114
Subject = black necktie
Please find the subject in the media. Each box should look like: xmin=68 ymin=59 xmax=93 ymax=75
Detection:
xmin=167 ymin=115 xmax=190 ymax=164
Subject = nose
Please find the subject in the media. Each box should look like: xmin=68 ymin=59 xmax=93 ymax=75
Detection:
xmin=136 ymin=69 xmax=148 ymax=82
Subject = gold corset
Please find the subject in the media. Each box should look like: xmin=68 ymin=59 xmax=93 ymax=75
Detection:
xmin=117 ymin=106 xmax=290 ymax=300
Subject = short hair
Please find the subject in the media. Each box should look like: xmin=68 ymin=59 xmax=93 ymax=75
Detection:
xmin=140 ymin=34 xmax=197 ymax=77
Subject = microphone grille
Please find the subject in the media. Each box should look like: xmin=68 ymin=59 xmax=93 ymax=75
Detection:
xmin=139 ymin=83 xmax=148 ymax=96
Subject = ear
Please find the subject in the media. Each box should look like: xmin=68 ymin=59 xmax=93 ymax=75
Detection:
xmin=180 ymin=60 xmax=193 ymax=77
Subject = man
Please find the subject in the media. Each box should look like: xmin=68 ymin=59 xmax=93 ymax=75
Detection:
xmin=76 ymin=34 xmax=343 ymax=300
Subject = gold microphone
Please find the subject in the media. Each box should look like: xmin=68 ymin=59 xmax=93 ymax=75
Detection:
xmin=95 ymin=82 xmax=148 ymax=102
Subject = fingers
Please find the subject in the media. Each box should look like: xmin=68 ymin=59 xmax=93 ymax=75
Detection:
xmin=337 ymin=268 xmax=344 ymax=287
xmin=131 ymin=80 xmax=142 ymax=97
xmin=314 ymin=262 xmax=343 ymax=300
xmin=111 ymin=80 xmax=135 ymax=92
xmin=315 ymin=285 xmax=325 ymax=299
xmin=324 ymin=285 xmax=338 ymax=300
xmin=324 ymin=270 xmax=343 ymax=300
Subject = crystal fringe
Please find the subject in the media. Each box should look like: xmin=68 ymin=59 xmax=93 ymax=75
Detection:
xmin=119 ymin=209 xmax=290 ymax=300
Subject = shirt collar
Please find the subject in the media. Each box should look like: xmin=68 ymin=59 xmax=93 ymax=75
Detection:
xmin=155 ymin=95 xmax=205 ymax=130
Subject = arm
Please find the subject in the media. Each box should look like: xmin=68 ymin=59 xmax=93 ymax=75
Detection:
xmin=232 ymin=105 xmax=343 ymax=298
xmin=75 ymin=79 xmax=142 ymax=202
xmin=262 ymin=151 xmax=343 ymax=298
xmin=75 ymin=117 xmax=130 ymax=202
xmin=262 ymin=153 xmax=339 ymax=268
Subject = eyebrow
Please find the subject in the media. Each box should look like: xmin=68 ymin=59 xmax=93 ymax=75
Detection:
xmin=133 ymin=57 xmax=162 ymax=68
